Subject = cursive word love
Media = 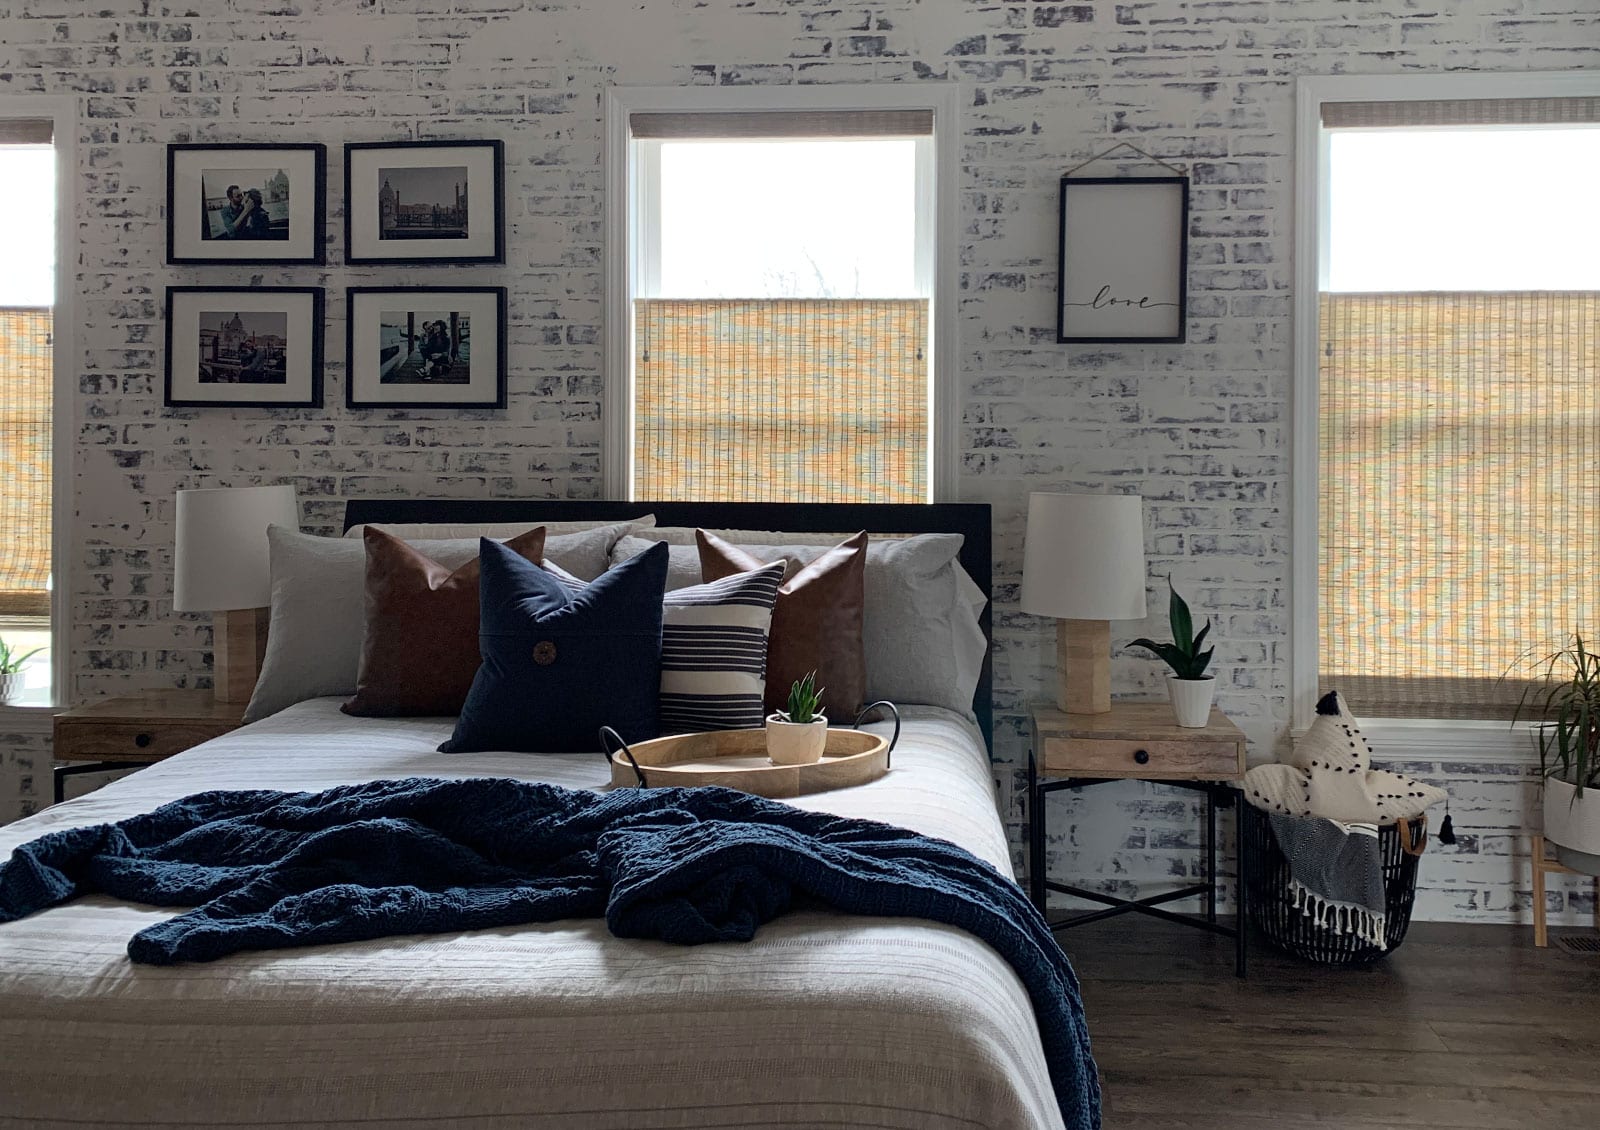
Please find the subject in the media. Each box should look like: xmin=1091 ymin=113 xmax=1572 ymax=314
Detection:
xmin=1063 ymin=284 xmax=1178 ymax=310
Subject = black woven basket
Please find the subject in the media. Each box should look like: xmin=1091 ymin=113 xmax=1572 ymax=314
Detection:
xmin=1241 ymin=802 xmax=1426 ymax=965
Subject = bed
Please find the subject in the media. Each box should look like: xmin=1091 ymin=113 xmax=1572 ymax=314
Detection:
xmin=0 ymin=501 xmax=1072 ymax=1130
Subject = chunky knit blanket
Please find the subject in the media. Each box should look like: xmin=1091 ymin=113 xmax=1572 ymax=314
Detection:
xmin=0 ymin=777 xmax=1100 ymax=1130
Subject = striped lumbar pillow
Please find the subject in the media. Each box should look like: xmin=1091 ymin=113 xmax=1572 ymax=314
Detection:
xmin=548 ymin=559 xmax=785 ymax=733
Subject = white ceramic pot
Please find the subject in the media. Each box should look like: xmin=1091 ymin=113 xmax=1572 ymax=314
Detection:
xmin=766 ymin=713 xmax=828 ymax=766
xmin=1544 ymin=775 xmax=1600 ymax=876
xmin=1167 ymin=675 xmax=1216 ymax=728
xmin=0 ymin=672 xmax=23 ymax=704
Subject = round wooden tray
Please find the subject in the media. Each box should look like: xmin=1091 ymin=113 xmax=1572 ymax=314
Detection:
xmin=602 ymin=703 xmax=900 ymax=800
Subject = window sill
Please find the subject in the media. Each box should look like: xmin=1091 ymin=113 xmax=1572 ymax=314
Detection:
xmin=0 ymin=695 xmax=56 ymax=735
xmin=1294 ymin=718 xmax=1539 ymax=765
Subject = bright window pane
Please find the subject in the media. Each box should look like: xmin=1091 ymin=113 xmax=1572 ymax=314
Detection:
xmin=656 ymin=139 xmax=918 ymax=299
xmin=0 ymin=147 xmax=54 ymax=306
xmin=1328 ymin=127 xmax=1600 ymax=292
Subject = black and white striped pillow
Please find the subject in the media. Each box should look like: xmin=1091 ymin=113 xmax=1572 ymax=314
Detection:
xmin=547 ymin=559 xmax=784 ymax=733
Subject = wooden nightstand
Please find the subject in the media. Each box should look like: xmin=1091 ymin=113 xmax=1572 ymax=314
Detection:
xmin=52 ymin=690 xmax=246 ymax=803
xmin=1027 ymin=701 xmax=1250 ymax=977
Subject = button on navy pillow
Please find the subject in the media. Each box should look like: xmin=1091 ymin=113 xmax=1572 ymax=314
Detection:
xmin=440 ymin=538 xmax=669 ymax=753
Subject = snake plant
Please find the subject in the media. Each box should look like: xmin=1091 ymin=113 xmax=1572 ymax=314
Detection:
xmin=1130 ymin=577 xmax=1214 ymax=681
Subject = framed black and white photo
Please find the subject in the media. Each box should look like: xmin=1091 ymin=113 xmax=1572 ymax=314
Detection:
xmin=346 ymin=286 xmax=507 ymax=409
xmin=167 ymin=144 xmax=326 ymax=265
xmin=1057 ymin=176 xmax=1188 ymax=343
xmin=165 ymin=286 xmax=325 ymax=408
xmin=344 ymin=141 xmax=505 ymax=264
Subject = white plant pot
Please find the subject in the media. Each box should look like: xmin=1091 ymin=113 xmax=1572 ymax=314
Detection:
xmin=1543 ymin=775 xmax=1600 ymax=877
xmin=0 ymin=672 xmax=24 ymax=704
xmin=1167 ymin=675 xmax=1216 ymax=728
xmin=766 ymin=713 xmax=828 ymax=766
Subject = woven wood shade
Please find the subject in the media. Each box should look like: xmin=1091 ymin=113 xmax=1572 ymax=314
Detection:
xmin=0 ymin=307 xmax=52 ymax=617
xmin=1322 ymin=98 xmax=1600 ymax=128
xmin=1318 ymin=292 xmax=1600 ymax=719
xmin=630 ymin=110 xmax=933 ymax=140
xmin=633 ymin=299 xmax=929 ymax=503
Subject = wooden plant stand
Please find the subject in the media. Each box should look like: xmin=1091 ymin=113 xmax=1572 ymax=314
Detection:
xmin=1532 ymin=837 xmax=1599 ymax=948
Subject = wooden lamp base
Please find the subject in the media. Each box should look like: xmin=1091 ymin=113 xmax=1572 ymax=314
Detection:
xmin=213 ymin=607 xmax=269 ymax=704
xmin=1055 ymin=618 xmax=1111 ymax=715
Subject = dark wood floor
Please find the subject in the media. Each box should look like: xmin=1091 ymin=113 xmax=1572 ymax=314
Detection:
xmin=1061 ymin=919 xmax=1600 ymax=1129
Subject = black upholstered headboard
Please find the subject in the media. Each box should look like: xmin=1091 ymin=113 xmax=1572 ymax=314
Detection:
xmin=341 ymin=500 xmax=994 ymax=751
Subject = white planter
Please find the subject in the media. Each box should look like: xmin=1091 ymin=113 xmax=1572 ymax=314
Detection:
xmin=0 ymin=673 xmax=23 ymax=704
xmin=1544 ymin=775 xmax=1600 ymax=877
xmin=766 ymin=713 xmax=828 ymax=766
xmin=1167 ymin=675 xmax=1216 ymax=728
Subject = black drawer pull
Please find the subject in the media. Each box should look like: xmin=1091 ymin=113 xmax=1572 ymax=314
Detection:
xmin=1133 ymin=749 xmax=1150 ymax=765
xmin=134 ymin=733 xmax=153 ymax=749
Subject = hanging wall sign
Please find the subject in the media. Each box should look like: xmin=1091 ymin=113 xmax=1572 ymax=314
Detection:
xmin=1057 ymin=175 xmax=1189 ymax=344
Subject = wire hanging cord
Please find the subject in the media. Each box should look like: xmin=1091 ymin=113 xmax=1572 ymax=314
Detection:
xmin=1063 ymin=141 xmax=1187 ymax=179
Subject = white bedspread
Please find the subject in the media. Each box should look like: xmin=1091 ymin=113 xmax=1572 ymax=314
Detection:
xmin=0 ymin=700 xmax=1064 ymax=1130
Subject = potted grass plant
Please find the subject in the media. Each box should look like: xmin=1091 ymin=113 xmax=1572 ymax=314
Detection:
xmin=1131 ymin=578 xmax=1216 ymax=728
xmin=1515 ymin=633 xmax=1600 ymax=875
xmin=767 ymin=671 xmax=828 ymax=766
xmin=0 ymin=636 xmax=44 ymax=704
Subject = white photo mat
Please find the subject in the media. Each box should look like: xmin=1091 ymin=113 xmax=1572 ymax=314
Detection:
xmin=168 ymin=146 xmax=323 ymax=263
xmin=346 ymin=144 xmax=502 ymax=262
xmin=1057 ymin=177 xmax=1188 ymax=343
xmin=346 ymin=288 xmax=505 ymax=407
xmin=166 ymin=288 xmax=323 ymax=407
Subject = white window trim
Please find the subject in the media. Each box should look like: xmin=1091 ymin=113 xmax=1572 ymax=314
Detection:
xmin=601 ymin=82 xmax=961 ymax=502
xmin=1291 ymin=70 xmax=1600 ymax=760
xmin=0 ymin=95 xmax=74 ymax=722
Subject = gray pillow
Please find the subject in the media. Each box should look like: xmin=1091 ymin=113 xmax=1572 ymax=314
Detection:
xmin=244 ymin=521 xmax=641 ymax=723
xmin=611 ymin=532 xmax=987 ymax=716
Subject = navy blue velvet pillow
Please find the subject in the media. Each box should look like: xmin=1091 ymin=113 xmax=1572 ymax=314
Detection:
xmin=439 ymin=538 xmax=669 ymax=754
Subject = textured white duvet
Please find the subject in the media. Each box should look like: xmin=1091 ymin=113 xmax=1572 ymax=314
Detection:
xmin=0 ymin=700 xmax=1063 ymax=1130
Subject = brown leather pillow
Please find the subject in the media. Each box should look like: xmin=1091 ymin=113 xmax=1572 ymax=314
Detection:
xmin=696 ymin=529 xmax=867 ymax=721
xmin=342 ymin=526 xmax=546 ymax=717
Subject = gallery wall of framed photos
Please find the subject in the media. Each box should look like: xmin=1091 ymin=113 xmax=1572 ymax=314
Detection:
xmin=162 ymin=139 xmax=508 ymax=411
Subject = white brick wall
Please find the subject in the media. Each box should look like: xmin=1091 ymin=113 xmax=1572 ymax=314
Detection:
xmin=0 ymin=0 xmax=1594 ymax=925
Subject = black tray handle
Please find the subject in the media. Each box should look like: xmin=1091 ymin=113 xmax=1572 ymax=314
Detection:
xmin=599 ymin=725 xmax=647 ymax=788
xmin=852 ymin=701 xmax=901 ymax=768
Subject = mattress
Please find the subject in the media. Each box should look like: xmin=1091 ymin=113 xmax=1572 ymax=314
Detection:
xmin=0 ymin=699 xmax=1064 ymax=1130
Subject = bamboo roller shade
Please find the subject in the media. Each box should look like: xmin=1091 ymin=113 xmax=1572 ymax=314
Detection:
xmin=1322 ymin=98 xmax=1600 ymax=128
xmin=0 ymin=308 xmax=52 ymax=617
xmin=1318 ymin=291 xmax=1600 ymax=720
xmin=633 ymin=299 xmax=929 ymax=504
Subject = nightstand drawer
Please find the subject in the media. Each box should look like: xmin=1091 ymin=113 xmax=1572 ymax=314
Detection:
xmin=1041 ymin=736 xmax=1242 ymax=780
xmin=53 ymin=720 xmax=236 ymax=763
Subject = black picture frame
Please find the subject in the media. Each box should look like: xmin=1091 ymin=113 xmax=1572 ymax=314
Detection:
xmin=164 ymin=285 xmax=326 ymax=409
xmin=344 ymin=140 xmax=506 ymax=265
xmin=345 ymin=286 xmax=509 ymax=409
xmin=1057 ymin=175 xmax=1189 ymax=344
xmin=166 ymin=143 xmax=327 ymax=266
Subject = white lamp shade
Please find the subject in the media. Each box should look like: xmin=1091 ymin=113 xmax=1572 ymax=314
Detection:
xmin=173 ymin=485 xmax=299 ymax=612
xmin=1020 ymin=492 xmax=1148 ymax=621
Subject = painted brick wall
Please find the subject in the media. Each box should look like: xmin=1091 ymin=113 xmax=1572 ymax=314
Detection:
xmin=0 ymin=0 xmax=1594 ymax=924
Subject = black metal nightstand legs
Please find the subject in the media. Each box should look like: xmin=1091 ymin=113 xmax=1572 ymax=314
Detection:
xmin=53 ymin=761 xmax=132 ymax=804
xmin=1028 ymin=771 xmax=1249 ymax=978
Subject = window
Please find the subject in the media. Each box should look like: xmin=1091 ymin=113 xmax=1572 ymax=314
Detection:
xmin=1296 ymin=77 xmax=1600 ymax=725
xmin=605 ymin=87 xmax=957 ymax=502
xmin=0 ymin=115 xmax=58 ymax=705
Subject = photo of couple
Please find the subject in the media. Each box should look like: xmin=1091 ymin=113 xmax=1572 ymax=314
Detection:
xmin=378 ymin=311 xmax=471 ymax=385
xmin=196 ymin=311 xmax=289 ymax=385
xmin=199 ymin=169 xmax=291 ymax=241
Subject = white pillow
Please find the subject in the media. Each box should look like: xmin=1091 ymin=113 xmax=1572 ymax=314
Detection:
xmin=1243 ymin=692 xmax=1447 ymax=824
xmin=243 ymin=520 xmax=644 ymax=723
xmin=344 ymin=516 xmax=655 ymax=542
xmin=611 ymin=531 xmax=987 ymax=717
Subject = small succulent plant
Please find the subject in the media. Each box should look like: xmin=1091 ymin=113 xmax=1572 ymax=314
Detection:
xmin=1130 ymin=577 xmax=1214 ymax=681
xmin=0 ymin=636 xmax=44 ymax=676
xmin=782 ymin=671 xmax=826 ymax=725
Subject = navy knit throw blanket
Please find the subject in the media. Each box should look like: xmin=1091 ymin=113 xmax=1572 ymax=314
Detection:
xmin=0 ymin=777 xmax=1099 ymax=1129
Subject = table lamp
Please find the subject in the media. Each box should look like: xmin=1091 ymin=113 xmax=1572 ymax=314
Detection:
xmin=174 ymin=485 xmax=298 ymax=703
xmin=1020 ymin=492 xmax=1148 ymax=714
